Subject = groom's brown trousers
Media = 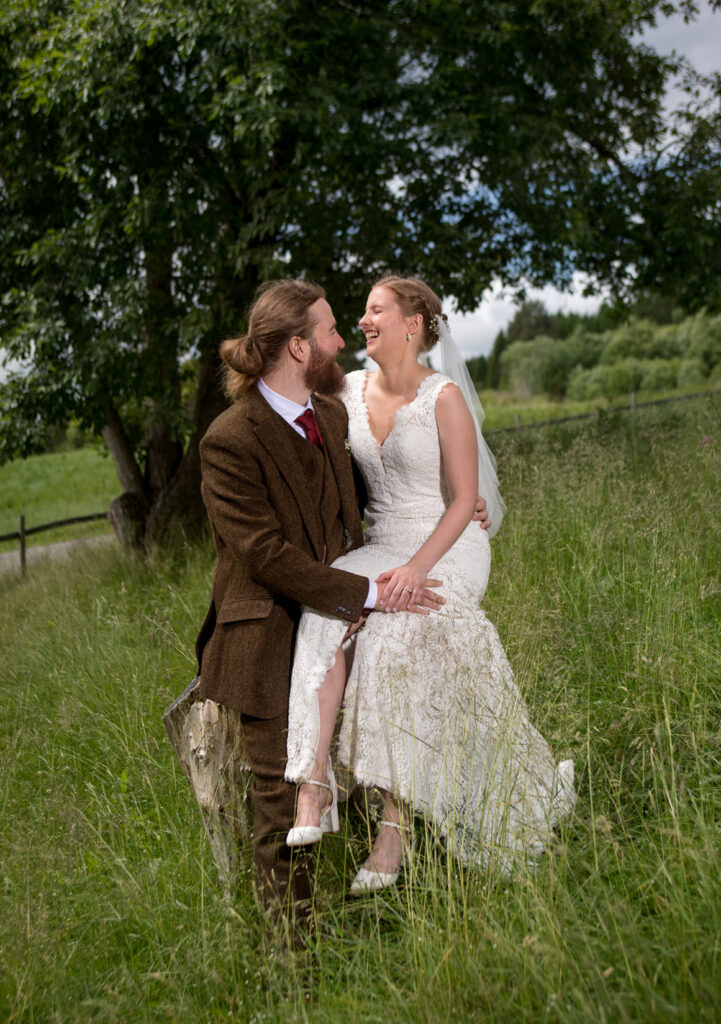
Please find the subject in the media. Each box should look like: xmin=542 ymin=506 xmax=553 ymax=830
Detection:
xmin=240 ymin=710 xmax=313 ymax=909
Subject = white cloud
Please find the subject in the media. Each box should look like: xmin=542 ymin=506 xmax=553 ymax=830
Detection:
xmin=641 ymin=1 xmax=720 ymax=75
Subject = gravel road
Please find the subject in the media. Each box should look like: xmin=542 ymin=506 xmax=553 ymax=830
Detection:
xmin=0 ymin=533 xmax=117 ymax=576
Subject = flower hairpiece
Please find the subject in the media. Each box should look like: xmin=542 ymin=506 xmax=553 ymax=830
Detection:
xmin=428 ymin=312 xmax=449 ymax=341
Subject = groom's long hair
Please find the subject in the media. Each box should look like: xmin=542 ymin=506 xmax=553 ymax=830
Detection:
xmin=220 ymin=279 xmax=325 ymax=399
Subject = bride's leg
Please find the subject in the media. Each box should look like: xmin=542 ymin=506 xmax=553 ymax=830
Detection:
xmin=292 ymin=645 xmax=346 ymax=830
xmin=361 ymin=790 xmax=409 ymax=874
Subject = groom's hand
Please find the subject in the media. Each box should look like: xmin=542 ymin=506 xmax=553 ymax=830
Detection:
xmin=343 ymin=614 xmax=369 ymax=640
xmin=374 ymin=568 xmax=445 ymax=615
xmin=473 ymin=495 xmax=491 ymax=530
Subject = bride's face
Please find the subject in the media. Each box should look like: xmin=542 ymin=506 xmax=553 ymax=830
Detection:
xmin=359 ymin=286 xmax=409 ymax=361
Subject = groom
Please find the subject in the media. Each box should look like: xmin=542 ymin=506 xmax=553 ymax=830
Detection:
xmin=196 ymin=279 xmax=458 ymax=921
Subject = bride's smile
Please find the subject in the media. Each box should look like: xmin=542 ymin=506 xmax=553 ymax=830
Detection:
xmin=360 ymin=285 xmax=417 ymax=361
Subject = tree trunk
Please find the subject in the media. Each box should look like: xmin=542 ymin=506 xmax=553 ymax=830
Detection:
xmin=162 ymin=677 xmax=252 ymax=890
xmin=103 ymin=407 xmax=149 ymax=549
xmin=143 ymin=242 xmax=184 ymax=505
xmin=146 ymin=423 xmax=183 ymax=503
xmin=103 ymin=405 xmax=145 ymax=497
xmin=145 ymin=351 xmax=228 ymax=544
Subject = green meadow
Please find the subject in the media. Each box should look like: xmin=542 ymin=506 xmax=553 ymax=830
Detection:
xmin=0 ymin=447 xmax=117 ymax=550
xmin=1 ymin=395 xmax=719 ymax=1022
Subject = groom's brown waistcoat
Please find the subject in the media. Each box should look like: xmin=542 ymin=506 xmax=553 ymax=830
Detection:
xmin=196 ymin=385 xmax=368 ymax=718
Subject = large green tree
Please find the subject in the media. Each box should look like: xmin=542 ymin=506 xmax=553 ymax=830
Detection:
xmin=1 ymin=0 xmax=719 ymax=542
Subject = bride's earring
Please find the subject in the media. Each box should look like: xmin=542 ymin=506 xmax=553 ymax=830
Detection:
xmin=406 ymin=332 xmax=412 ymax=342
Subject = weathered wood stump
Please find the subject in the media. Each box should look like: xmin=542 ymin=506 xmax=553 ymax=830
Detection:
xmin=108 ymin=492 xmax=149 ymax=550
xmin=163 ymin=677 xmax=252 ymax=888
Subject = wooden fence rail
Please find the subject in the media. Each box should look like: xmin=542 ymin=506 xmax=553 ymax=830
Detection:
xmin=0 ymin=511 xmax=108 ymax=575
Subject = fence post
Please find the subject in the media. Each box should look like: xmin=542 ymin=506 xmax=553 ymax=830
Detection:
xmin=630 ymin=391 xmax=637 ymax=412
xmin=514 ymin=413 xmax=521 ymax=430
xmin=19 ymin=514 xmax=26 ymax=576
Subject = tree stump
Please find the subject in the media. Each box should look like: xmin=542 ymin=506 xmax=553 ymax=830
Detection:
xmin=108 ymin=492 xmax=149 ymax=549
xmin=162 ymin=677 xmax=252 ymax=889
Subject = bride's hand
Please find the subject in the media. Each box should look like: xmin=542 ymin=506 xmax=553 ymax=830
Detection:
xmin=375 ymin=561 xmax=443 ymax=613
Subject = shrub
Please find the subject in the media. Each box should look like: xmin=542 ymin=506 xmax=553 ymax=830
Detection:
xmin=677 ymin=358 xmax=708 ymax=389
xmin=640 ymin=359 xmax=679 ymax=393
xmin=600 ymin=318 xmax=657 ymax=364
xmin=605 ymin=358 xmax=644 ymax=399
xmin=600 ymin=318 xmax=693 ymax=365
xmin=686 ymin=313 xmax=721 ymax=373
xmin=568 ymin=364 xmax=609 ymax=400
xmin=650 ymin=323 xmax=688 ymax=360
xmin=501 ymin=330 xmax=608 ymax=399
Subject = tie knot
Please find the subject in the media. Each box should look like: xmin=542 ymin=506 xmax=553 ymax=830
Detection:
xmin=295 ymin=408 xmax=324 ymax=449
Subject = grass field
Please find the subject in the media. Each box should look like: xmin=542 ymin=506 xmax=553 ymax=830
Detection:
xmin=1 ymin=395 xmax=720 ymax=1022
xmin=479 ymin=382 xmax=721 ymax=431
xmin=0 ymin=447 xmax=117 ymax=551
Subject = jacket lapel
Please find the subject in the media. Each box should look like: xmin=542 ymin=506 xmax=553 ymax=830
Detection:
xmin=246 ymin=388 xmax=325 ymax=561
xmin=313 ymin=395 xmax=364 ymax=549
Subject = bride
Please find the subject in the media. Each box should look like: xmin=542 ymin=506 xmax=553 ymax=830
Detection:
xmin=284 ymin=276 xmax=575 ymax=891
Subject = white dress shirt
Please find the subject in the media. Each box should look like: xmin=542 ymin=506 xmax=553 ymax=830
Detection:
xmin=257 ymin=378 xmax=376 ymax=609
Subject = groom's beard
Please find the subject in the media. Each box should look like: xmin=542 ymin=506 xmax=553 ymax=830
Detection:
xmin=304 ymin=341 xmax=345 ymax=396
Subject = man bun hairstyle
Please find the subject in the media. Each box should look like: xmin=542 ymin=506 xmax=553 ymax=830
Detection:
xmin=220 ymin=279 xmax=326 ymax=399
xmin=374 ymin=275 xmax=444 ymax=352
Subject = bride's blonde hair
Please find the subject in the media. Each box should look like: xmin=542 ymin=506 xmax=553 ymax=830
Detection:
xmin=374 ymin=276 xmax=444 ymax=352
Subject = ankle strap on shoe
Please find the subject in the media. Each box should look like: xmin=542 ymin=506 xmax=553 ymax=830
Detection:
xmin=380 ymin=819 xmax=412 ymax=832
xmin=303 ymin=778 xmax=331 ymax=792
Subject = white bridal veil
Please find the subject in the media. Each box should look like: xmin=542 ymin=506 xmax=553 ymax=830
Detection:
xmin=430 ymin=315 xmax=505 ymax=537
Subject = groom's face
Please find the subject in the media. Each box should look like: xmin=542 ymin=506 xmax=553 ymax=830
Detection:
xmin=304 ymin=298 xmax=346 ymax=396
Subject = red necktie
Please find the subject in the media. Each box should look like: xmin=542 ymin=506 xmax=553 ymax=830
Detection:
xmin=295 ymin=408 xmax=324 ymax=449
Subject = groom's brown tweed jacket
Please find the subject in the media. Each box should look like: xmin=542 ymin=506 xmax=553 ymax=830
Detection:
xmin=196 ymin=384 xmax=368 ymax=718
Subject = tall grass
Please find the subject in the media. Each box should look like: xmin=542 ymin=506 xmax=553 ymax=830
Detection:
xmin=1 ymin=396 xmax=719 ymax=1022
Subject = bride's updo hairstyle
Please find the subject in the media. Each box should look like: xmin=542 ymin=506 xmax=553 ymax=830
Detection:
xmin=220 ymin=279 xmax=326 ymax=399
xmin=374 ymin=275 xmax=445 ymax=353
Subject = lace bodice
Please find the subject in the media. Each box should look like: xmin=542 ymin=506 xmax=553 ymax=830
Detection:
xmin=342 ymin=370 xmax=453 ymax=527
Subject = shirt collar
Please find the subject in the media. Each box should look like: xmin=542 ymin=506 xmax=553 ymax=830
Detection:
xmin=257 ymin=377 xmax=313 ymax=423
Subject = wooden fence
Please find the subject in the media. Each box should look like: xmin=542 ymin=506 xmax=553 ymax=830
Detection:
xmin=0 ymin=511 xmax=108 ymax=575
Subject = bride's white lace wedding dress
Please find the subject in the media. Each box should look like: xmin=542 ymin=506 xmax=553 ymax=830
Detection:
xmin=286 ymin=370 xmax=575 ymax=871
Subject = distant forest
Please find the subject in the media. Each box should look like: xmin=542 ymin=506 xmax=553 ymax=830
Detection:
xmin=467 ymin=296 xmax=721 ymax=401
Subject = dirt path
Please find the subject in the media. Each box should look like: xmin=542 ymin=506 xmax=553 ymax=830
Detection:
xmin=0 ymin=533 xmax=117 ymax=576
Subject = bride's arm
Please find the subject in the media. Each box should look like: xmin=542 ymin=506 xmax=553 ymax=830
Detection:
xmin=378 ymin=383 xmax=479 ymax=611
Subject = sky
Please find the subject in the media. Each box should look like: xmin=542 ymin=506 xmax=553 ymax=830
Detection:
xmin=446 ymin=1 xmax=721 ymax=360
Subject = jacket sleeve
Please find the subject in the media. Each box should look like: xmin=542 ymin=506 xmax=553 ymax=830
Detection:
xmin=200 ymin=428 xmax=369 ymax=622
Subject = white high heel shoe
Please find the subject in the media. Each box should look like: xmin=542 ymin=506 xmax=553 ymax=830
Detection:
xmin=286 ymin=767 xmax=339 ymax=847
xmin=350 ymin=820 xmax=414 ymax=895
